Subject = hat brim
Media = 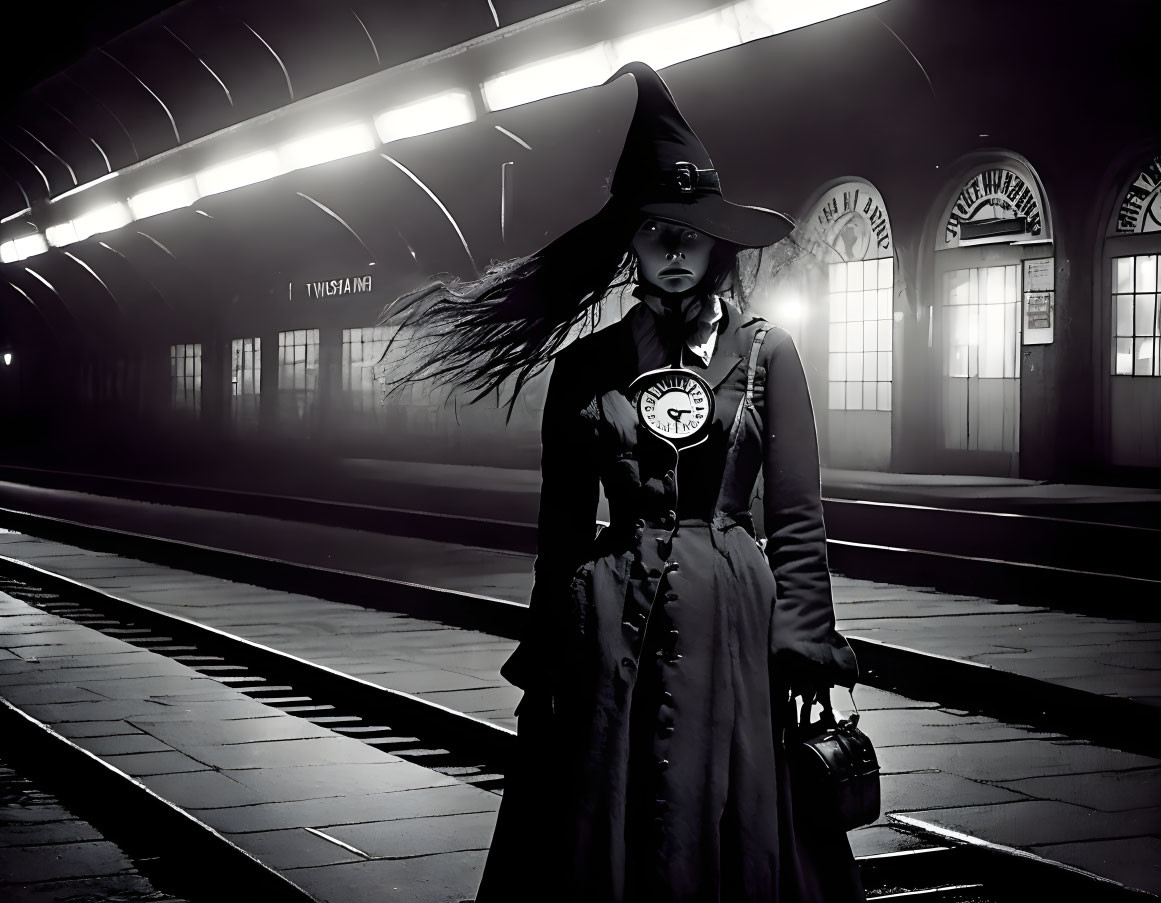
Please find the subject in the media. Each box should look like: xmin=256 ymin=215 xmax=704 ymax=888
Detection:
xmin=638 ymin=196 xmax=794 ymax=248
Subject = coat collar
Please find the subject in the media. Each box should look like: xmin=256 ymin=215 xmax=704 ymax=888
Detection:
xmin=623 ymin=296 xmax=745 ymax=391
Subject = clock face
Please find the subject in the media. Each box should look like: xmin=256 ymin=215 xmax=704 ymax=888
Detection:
xmin=630 ymin=367 xmax=715 ymax=449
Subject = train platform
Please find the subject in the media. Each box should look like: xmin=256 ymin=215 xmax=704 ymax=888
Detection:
xmin=0 ymin=513 xmax=1159 ymax=896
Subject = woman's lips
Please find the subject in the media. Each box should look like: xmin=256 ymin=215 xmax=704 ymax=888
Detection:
xmin=659 ymin=268 xmax=692 ymax=277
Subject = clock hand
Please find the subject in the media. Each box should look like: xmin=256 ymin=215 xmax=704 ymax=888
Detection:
xmin=667 ymin=408 xmax=691 ymax=422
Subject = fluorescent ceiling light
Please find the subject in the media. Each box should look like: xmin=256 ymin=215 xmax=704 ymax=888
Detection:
xmin=0 ymin=241 xmax=15 ymax=263
xmin=12 ymin=234 xmax=48 ymax=259
xmin=196 ymin=150 xmax=284 ymax=197
xmin=375 ymin=91 xmax=475 ymax=144
xmin=46 ymin=222 xmax=80 ymax=247
xmin=73 ymin=202 xmax=132 ymax=240
xmin=129 ymin=177 xmax=200 ymax=220
xmin=733 ymin=0 xmax=885 ymax=41
xmin=482 ymin=44 xmax=616 ymax=111
xmin=612 ymin=9 xmax=742 ymax=71
xmin=279 ymin=122 xmax=377 ymax=171
xmin=49 ymin=171 xmax=119 ymax=204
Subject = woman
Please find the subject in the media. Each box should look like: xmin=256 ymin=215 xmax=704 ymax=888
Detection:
xmin=383 ymin=62 xmax=863 ymax=903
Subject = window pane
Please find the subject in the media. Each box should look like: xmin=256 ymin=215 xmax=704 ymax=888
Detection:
xmin=846 ymin=322 xmax=862 ymax=352
xmin=829 ymin=352 xmax=846 ymax=381
xmin=1116 ymin=296 xmax=1134 ymax=337
xmin=878 ymin=257 xmax=892 ymax=287
xmin=947 ymin=270 xmax=968 ymax=305
xmin=1116 ymin=256 xmax=1134 ymax=293
xmin=863 ymin=259 xmax=878 ymax=290
xmin=877 ymin=382 xmax=891 ymax=411
xmin=847 ymin=351 xmax=863 ymax=381
xmin=863 ymin=320 xmax=877 ymax=351
xmin=878 ymin=287 xmax=892 ymax=319
xmin=829 ymin=322 xmax=845 ymax=351
xmin=830 ymin=293 xmax=846 ymax=323
xmin=879 ymin=350 xmax=891 ymax=381
xmin=878 ymin=319 xmax=891 ymax=350
xmin=1137 ymin=255 xmax=1157 ymax=293
xmin=862 ymin=383 xmax=875 ymax=409
xmin=846 ymin=382 xmax=862 ymax=410
xmin=847 ymin=260 xmax=863 ymax=291
xmin=984 ymin=267 xmax=1006 ymax=304
xmin=1115 ymin=337 xmax=1133 ymax=374
xmin=829 ymin=381 xmax=845 ymax=410
xmin=1134 ymin=337 xmax=1156 ymax=375
xmin=949 ymin=345 xmax=968 ymax=378
xmin=829 ymin=262 xmax=846 ymax=292
xmin=1135 ymin=295 xmax=1156 ymax=337
xmin=848 ymin=291 xmax=863 ymax=322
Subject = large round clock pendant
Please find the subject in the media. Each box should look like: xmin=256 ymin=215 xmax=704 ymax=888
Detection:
xmin=629 ymin=367 xmax=716 ymax=451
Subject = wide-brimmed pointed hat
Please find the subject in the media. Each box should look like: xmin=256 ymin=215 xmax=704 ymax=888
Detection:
xmin=604 ymin=61 xmax=793 ymax=248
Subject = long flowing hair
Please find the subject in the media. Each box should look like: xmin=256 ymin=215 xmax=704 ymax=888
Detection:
xmin=376 ymin=198 xmax=769 ymax=419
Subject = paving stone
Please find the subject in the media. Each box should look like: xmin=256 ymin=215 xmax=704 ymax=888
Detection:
xmin=183 ymin=737 xmax=389 ymax=770
xmin=415 ymin=686 xmax=523 ymax=714
xmin=73 ymin=732 xmax=174 ymax=755
xmin=228 ymin=826 xmax=366 ymax=869
xmin=1028 ymin=836 xmax=1161 ymax=897
xmin=195 ymin=784 xmax=500 ymax=834
xmin=323 ymin=810 xmax=496 ymax=859
xmin=894 ymin=799 xmax=1161 ymax=847
xmin=105 ymin=749 xmax=211 ymax=776
xmin=138 ymin=769 xmax=264 ymax=809
xmin=856 ymin=708 xmax=1061 ymax=747
xmin=133 ymin=714 xmax=335 ymax=747
xmin=220 ymin=762 xmax=458 ymax=803
xmin=0 ymin=873 xmax=159 ymax=902
xmin=995 ymin=767 xmax=1161 ymax=812
xmin=881 ymin=770 xmax=1032 ymax=813
xmin=847 ymin=825 xmax=940 ymax=858
xmin=283 ymin=848 xmax=487 ymax=903
xmin=876 ymin=739 xmax=1159 ymax=780
xmin=0 ymin=818 xmax=104 ymax=847
xmin=0 ymin=683 xmax=107 ymax=706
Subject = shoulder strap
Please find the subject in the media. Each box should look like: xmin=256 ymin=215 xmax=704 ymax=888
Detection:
xmin=727 ymin=323 xmax=771 ymax=446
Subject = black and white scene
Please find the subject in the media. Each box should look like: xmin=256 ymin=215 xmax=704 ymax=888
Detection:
xmin=0 ymin=1 xmax=1158 ymax=901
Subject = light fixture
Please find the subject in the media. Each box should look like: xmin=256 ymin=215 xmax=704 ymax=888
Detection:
xmin=279 ymin=122 xmax=377 ymax=171
xmin=612 ymin=9 xmax=742 ymax=71
xmin=196 ymin=150 xmax=284 ymax=197
xmin=734 ymin=0 xmax=885 ymax=40
xmin=46 ymin=222 xmax=81 ymax=247
xmin=11 ymin=234 xmax=48 ymax=260
xmin=72 ymin=202 xmax=133 ymax=241
xmin=2 ymin=353 xmax=11 ymax=366
xmin=0 ymin=207 xmax=31 ymax=224
xmin=375 ymin=91 xmax=475 ymax=144
xmin=129 ymin=177 xmax=200 ymax=219
xmin=481 ymin=44 xmax=616 ymax=111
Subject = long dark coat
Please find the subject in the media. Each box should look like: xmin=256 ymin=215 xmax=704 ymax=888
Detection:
xmin=476 ymin=298 xmax=864 ymax=903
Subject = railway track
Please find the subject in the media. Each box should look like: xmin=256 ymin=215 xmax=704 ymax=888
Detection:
xmin=0 ymin=463 xmax=1157 ymax=616
xmin=1 ymin=501 xmax=1158 ymax=760
xmin=0 ymin=553 xmax=1152 ymax=902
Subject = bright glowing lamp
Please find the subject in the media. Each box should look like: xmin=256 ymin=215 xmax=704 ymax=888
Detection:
xmin=196 ymin=151 xmax=284 ymax=197
xmin=279 ymin=123 xmax=377 ymax=171
xmin=46 ymin=222 xmax=80 ymax=247
xmin=734 ymin=0 xmax=885 ymax=41
xmin=72 ymin=202 xmax=132 ymax=241
xmin=375 ymin=91 xmax=475 ymax=144
xmin=12 ymin=234 xmax=48 ymax=259
xmin=129 ymin=178 xmax=200 ymax=220
xmin=2 ymin=353 xmax=11 ymax=366
xmin=482 ymin=44 xmax=615 ymax=112
xmin=613 ymin=10 xmax=742 ymax=71
xmin=0 ymin=241 xmax=16 ymax=263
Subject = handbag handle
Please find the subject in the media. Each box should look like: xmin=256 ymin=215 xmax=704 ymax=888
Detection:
xmin=798 ymin=686 xmax=861 ymax=729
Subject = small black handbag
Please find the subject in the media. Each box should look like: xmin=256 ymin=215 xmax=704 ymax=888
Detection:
xmin=785 ymin=688 xmax=881 ymax=831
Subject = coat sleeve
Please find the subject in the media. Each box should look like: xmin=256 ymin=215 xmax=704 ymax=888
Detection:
xmin=760 ymin=327 xmax=859 ymax=689
xmin=499 ymin=343 xmax=600 ymax=692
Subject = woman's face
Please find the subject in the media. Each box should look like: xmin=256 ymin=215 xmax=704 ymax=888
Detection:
xmin=631 ymin=218 xmax=716 ymax=295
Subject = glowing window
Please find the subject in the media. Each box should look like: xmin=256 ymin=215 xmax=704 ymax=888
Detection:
xmin=277 ymin=329 xmax=319 ymax=423
xmin=943 ymin=266 xmax=1020 ymax=380
xmin=827 ymin=257 xmax=893 ymax=411
xmin=170 ymin=343 xmax=202 ymax=414
xmin=342 ymin=327 xmax=391 ymax=414
xmin=1112 ymin=255 xmax=1160 ymax=376
xmin=231 ymin=337 xmax=262 ymax=426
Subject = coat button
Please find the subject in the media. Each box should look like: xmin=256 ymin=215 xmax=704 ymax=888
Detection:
xmin=647 ymin=567 xmax=662 ymax=579
xmin=659 ymin=724 xmax=675 ymax=736
xmin=663 ymin=470 xmax=675 ymax=483
xmin=621 ymin=657 xmax=636 ymax=671
xmin=664 ymin=591 xmax=678 ymax=602
xmin=657 ymin=758 xmax=670 ymax=770
xmin=634 ymin=519 xmax=646 ymax=529
xmin=664 ymin=561 xmax=680 ymax=573
xmin=662 ymin=691 xmax=674 ymax=705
